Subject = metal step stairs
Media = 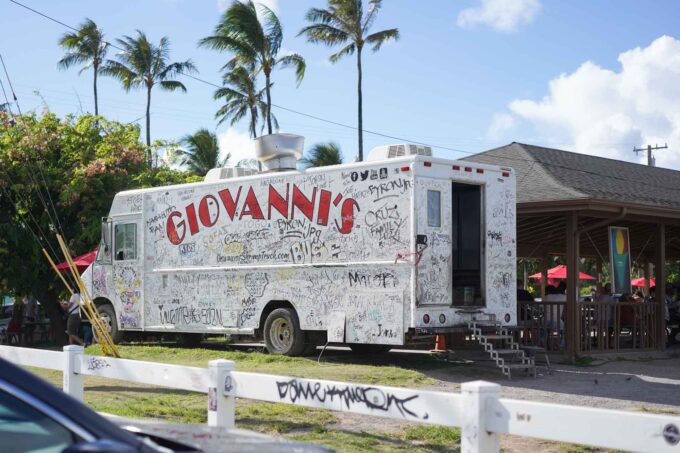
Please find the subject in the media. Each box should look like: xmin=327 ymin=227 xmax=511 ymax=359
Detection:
xmin=467 ymin=319 xmax=536 ymax=379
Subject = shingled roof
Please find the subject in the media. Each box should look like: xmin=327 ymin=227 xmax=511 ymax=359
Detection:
xmin=463 ymin=142 xmax=680 ymax=211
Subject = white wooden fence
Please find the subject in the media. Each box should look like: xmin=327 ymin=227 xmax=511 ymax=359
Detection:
xmin=1 ymin=345 xmax=679 ymax=453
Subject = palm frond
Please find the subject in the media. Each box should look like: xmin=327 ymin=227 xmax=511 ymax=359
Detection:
xmin=177 ymin=128 xmax=224 ymax=175
xmin=362 ymin=0 xmax=383 ymax=34
xmin=198 ymin=35 xmax=259 ymax=62
xmin=277 ymin=53 xmax=306 ymax=85
xmin=304 ymin=7 xmax=345 ymax=27
xmin=57 ymin=52 xmax=87 ymax=70
xmin=222 ymin=1 xmax=266 ymax=55
xmin=159 ymin=80 xmax=187 ymax=92
xmin=100 ymin=60 xmax=140 ymax=91
xmin=298 ymin=23 xmax=350 ymax=45
xmin=257 ymin=3 xmax=283 ymax=56
xmin=300 ymin=142 xmax=343 ymax=168
xmin=365 ymin=28 xmax=399 ymax=51
xmin=329 ymin=43 xmax=356 ymax=62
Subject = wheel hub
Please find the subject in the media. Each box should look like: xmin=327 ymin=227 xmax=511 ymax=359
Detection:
xmin=270 ymin=318 xmax=293 ymax=351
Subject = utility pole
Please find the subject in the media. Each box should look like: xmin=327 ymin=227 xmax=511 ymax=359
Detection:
xmin=633 ymin=143 xmax=668 ymax=167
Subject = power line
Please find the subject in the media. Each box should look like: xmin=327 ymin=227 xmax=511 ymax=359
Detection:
xmin=8 ymin=0 xmax=473 ymax=156
xmin=9 ymin=0 xmax=680 ymax=199
xmin=0 ymin=53 xmax=21 ymax=115
xmin=0 ymin=50 xmax=66 ymax=243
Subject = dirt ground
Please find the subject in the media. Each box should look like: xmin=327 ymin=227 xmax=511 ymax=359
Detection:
xmin=321 ymin=346 xmax=680 ymax=452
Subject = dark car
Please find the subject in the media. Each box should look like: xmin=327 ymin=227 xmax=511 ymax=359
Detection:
xmin=0 ymin=357 xmax=332 ymax=452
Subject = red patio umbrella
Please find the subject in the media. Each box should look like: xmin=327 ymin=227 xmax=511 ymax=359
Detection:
xmin=528 ymin=264 xmax=596 ymax=281
xmin=631 ymin=277 xmax=655 ymax=287
xmin=55 ymin=249 xmax=98 ymax=273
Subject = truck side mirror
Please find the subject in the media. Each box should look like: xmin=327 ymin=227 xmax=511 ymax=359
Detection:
xmin=416 ymin=234 xmax=428 ymax=246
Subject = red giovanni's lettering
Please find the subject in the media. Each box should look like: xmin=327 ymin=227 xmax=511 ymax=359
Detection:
xmin=165 ymin=184 xmax=359 ymax=244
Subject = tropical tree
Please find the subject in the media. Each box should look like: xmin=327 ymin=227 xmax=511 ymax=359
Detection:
xmin=199 ymin=0 xmax=305 ymax=135
xmin=299 ymin=0 xmax=399 ymax=161
xmin=0 ymin=112 xmax=197 ymax=344
xmin=101 ymin=31 xmax=196 ymax=154
xmin=57 ymin=18 xmax=109 ymax=116
xmin=214 ymin=65 xmax=277 ymax=138
xmin=173 ymin=129 xmax=229 ymax=176
xmin=300 ymin=142 xmax=343 ymax=168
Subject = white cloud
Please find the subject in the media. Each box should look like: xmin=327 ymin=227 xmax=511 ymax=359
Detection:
xmin=457 ymin=0 xmax=541 ymax=33
xmin=494 ymin=35 xmax=680 ymax=169
xmin=218 ymin=0 xmax=278 ymax=13
xmin=487 ymin=112 xmax=517 ymax=140
xmin=217 ymin=128 xmax=257 ymax=165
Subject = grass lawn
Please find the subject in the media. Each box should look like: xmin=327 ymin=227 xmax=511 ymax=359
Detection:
xmin=26 ymin=342 xmax=461 ymax=452
xmin=82 ymin=342 xmax=442 ymax=386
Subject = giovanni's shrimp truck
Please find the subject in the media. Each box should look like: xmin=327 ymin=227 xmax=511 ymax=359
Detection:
xmin=82 ymin=134 xmax=517 ymax=355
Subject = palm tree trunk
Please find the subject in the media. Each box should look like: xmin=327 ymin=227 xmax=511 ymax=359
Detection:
xmin=357 ymin=48 xmax=363 ymax=162
xmin=265 ymin=71 xmax=273 ymax=135
xmin=146 ymin=85 xmax=152 ymax=164
xmin=93 ymin=65 xmax=99 ymax=116
xmin=250 ymin=106 xmax=258 ymax=138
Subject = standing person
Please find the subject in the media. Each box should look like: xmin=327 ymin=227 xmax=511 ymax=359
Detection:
xmin=6 ymin=299 xmax=24 ymax=345
xmin=23 ymin=295 xmax=37 ymax=346
xmin=62 ymin=292 xmax=84 ymax=346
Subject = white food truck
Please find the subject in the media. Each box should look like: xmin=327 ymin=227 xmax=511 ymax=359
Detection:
xmin=83 ymin=134 xmax=517 ymax=355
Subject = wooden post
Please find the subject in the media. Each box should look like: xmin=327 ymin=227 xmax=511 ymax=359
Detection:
xmin=643 ymin=259 xmax=652 ymax=297
xmin=566 ymin=212 xmax=579 ymax=358
xmin=541 ymin=253 xmax=549 ymax=299
xmin=461 ymin=381 xmax=501 ymax=453
xmin=596 ymin=258 xmax=603 ymax=294
xmin=654 ymin=224 xmax=666 ymax=350
xmin=63 ymin=345 xmax=84 ymax=401
xmin=208 ymin=359 xmax=236 ymax=428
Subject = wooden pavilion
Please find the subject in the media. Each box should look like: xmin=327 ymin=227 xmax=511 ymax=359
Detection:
xmin=465 ymin=142 xmax=680 ymax=357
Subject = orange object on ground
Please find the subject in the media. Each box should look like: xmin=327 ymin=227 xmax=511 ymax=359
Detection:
xmin=431 ymin=334 xmax=447 ymax=352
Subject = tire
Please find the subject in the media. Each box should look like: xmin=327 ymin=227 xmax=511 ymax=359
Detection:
xmin=96 ymin=303 xmax=124 ymax=344
xmin=349 ymin=344 xmax=392 ymax=355
xmin=263 ymin=308 xmax=306 ymax=356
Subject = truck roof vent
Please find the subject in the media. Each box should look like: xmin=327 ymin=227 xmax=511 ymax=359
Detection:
xmin=367 ymin=143 xmax=432 ymax=161
xmin=254 ymin=133 xmax=304 ymax=172
xmin=204 ymin=166 xmax=259 ymax=182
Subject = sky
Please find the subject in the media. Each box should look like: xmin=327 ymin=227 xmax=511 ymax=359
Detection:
xmin=3 ymin=0 xmax=680 ymax=169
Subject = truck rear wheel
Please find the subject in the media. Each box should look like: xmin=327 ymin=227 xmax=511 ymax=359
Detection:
xmin=264 ymin=308 xmax=305 ymax=356
xmin=97 ymin=304 xmax=123 ymax=344
xmin=349 ymin=344 xmax=392 ymax=355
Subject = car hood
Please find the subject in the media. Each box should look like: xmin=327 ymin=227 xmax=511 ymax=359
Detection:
xmin=105 ymin=414 xmax=333 ymax=453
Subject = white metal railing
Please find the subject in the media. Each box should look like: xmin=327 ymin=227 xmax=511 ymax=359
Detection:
xmin=1 ymin=345 xmax=679 ymax=453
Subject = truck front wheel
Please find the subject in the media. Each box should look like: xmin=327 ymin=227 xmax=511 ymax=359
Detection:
xmin=264 ymin=308 xmax=305 ymax=356
xmin=97 ymin=304 xmax=123 ymax=344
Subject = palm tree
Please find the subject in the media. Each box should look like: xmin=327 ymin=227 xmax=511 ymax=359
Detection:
xmin=199 ymin=0 xmax=305 ymax=135
xmin=299 ymin=0 xmax=399 ymax=161
xmin=57 ymin=18 xmax=109 ymax=116
xmin=214 ymin=65 xmax=277 ymax=138
xmin=174 ymin=129 xmax=229 ymax=176
xmin=300 ymin=142 xmax=343 ymax=168
xmin=101 ymin=31 xmax=196 ymax=155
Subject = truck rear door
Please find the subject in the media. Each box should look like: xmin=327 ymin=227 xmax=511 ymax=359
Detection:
xmin=415 ymin=178 xmax=452 ymax=306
